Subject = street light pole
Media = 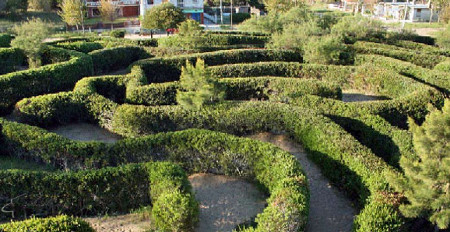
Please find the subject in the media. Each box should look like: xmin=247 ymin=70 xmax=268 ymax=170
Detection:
xmin=230 ymin=0 xmax=233 ymax=29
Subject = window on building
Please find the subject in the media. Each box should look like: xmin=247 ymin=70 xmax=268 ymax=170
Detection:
xmin=193 ymin=0 xmax=198 ymax=4
xmin=177 ymin=0 xmax=183 ymax=7
xmin=147 ymin=0 xmax=153 ymax=4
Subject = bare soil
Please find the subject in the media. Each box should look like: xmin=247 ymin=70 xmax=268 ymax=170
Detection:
xmin=84 ymin=214 xmax=152 ymax=232
xmin=188 ymin=173 xmax=266 ymax=232
xmin=248 ymin=133 xmax=356 ymax=232
xmin=342 ymin=90 xmax=389 ymax=102
xmin=49 ymin=123 xmax=122 ymax=143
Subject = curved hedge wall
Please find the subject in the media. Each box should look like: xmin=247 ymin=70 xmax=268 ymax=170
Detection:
xmin=0 ymin=34 xmax=12 ymax=48
xmin=89 ymin=46 xmax=151 ymax=74
xmin=0 ymin=215 xmax=94 ymax=232
xmin=0 ymin=48 xmax=25 ymax=75
xmin=0 ymin=47 xmax=93 ymax=113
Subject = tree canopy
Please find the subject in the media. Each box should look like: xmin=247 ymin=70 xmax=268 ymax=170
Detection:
xmin=142 ymin=3 xmax=185 ymax=30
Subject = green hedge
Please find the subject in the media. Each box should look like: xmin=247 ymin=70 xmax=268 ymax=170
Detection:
xmin=206 ymin=30 xmax=269 ymax=36
xmin=0 ymin=215 xmax=94 ymax=232
xmin=0 ymin=34 xmax=12 ymax=47
xmin=0 ymin=117 xmax=308 ymax=231
xmin=0 ymin=48 xmax=25 ymax=75
xmin=89 ymin=46 xmax=151 ymax=74
xmin=0 ymin=47 xmax=93 ymax=113
xmin=434 ymin=58 xmax=450 ymax=72
xmin=55 ymin=41 xmax=104 ymax=53
xmin=353 ymin=41 xmax=446 ymax=68
xmin=131 ymin=49 xmax=303 ymax=83
xmin=356 ymin=54 xmax=450 ymax=93
xmin=126 ymin=76 xmax=341 ymax=106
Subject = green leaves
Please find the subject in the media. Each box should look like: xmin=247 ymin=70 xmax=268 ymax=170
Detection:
xmin=141 ymin=3 xmax=185 ymax=30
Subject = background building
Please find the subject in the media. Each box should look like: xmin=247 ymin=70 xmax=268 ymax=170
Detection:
xmin=86 ymin=0 xmax=140 ymax=18
xmin=140 ymin=0 xmax=204 ymax=23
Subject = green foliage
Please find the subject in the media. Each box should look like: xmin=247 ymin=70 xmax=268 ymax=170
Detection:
xmin=0 ymin=33 xmax=13 ymax=47
xmin=4 ymin=0 xmax=28 ymax=14
xmin=232 ymin=13 xmax=251 ymax=24
xmin=56 ymin=41 xmax=103 ymax=53
xmin=0 ymin=47 xmax=25 ymax=74
xmin=331 ymin=15 xmax=385 ymax=44
xmin=267 ymin=21 xmax=324 ymax=52
xmin=152 ymin=191 xmax=198 ymax=231
xmin=58 ymin=0 xmax=85 ymax=29
xmin=110 ymin=29 xmax=125 ymax=38
xmin=176 ymin=58 xmax=225 ymax=109
xmin=142 ymin=3 xmax=185 ymax=30
xmin=29 ymin=0 xmax=52 ymax=12
xmin=434 ymin=58 xmax=450 ymax=72
xmin=0 ymin=215 xmax=95 ymax=232
xmin=11 ymin=18 xmax=52 ymax=68
xmin=303 ymin=35 xmax=354 ymax=65
xmin=388 ymin=100 xmax=450 ymax=229
xmin=436 ymin=24 xmax=450 ymax=50
xmin=178 ymin=19 xmax=203 ymax=36
xmin=355 ymin=201 xmax=404 ymax=232
xmin=0 ymin=47 xmax=93 ymax=113
xmin=158 ymin=19 xmax=205 ymax=49
xmin=89 ymin=46 xmax=150 ymax=74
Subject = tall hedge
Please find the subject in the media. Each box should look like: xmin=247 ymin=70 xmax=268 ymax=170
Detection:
xmin=89 ymin=46 xmax=151 ymax=74
xmin=0 ymin=48 xmax=25 ymax=75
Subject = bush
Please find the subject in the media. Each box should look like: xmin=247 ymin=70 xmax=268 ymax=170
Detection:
xmin=141 ymin=2 xmax=185 ymax=30
xmin=89 ymin=46 xmax=151 ymax=74
xmin=0 ymin=34 xmax=12 ymax=47
xmin=0 ymin=47 xmax=25 ymax=75
xmin=56 ymin=41 xmax=104 ymax=53
xmin=0 ymin=215 xmax=95 ymax=232
xmin=110 ymin=29 xmax=126 ymax=38
xmin=434 ymin=58 xmax=450 ymax=72
xmin=152 ymin=191 xmax=198 ymax=231
xmin=232 ymin=13 xmax=251 ymax=24
xmin=331 ymin=15 xmax=385 ymax=44
xmin=303 ymin=35 xmax=354 ymax=65
xmin=0 ymin=47 xmax=93 ymax=113
xmin=354 ymin=201 xmax=404 ymax=232
xmin=267 ymin=21 xmax=324 ymax=53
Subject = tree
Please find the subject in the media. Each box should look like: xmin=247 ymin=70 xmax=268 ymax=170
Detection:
xmin=263 ymin=0 xmax=301 ymax=13
xmin=28 ymin=0 xmax=52 ymax=12
xmin=267 ymin=20 xmax=324 ymax=52
xmin=388 ymin=100 xmax=450 ymax=230
xmin=11 ymin=18 xmax=52 ymax=68
xmin=176 ymin=58 xmax=225 ymax=110
xmin=59 ymin=0 xmax=85 ymax=32
xmin=158 ymin=19 xmax=205 ymax=49
xmin=141 ymin=3 xmax=185 ymax=31
xmin=99 ymin=0 xmax=118 ymax=30
xmin=303 ymin=35 xmax=354 ymax=65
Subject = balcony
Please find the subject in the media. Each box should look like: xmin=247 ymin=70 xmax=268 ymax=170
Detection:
xmin=86 ymin=0 xmax=139 ymax=7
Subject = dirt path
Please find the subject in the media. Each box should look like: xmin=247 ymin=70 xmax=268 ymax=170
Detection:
xmin=189 ymin=173 xmax=266 ymax=232
xmin=49 ymin=123 xmax=122 ymax=143
xmin=84 ymin=214 xmax=152 ymax=232
xmin=248 ymin=133 xmax=356 ymax=232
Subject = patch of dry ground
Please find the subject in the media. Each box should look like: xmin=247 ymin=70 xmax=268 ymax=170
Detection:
xmin=84 ymin=214 xmax=151 ymax=232
xmin=248 ymin=133 xmax=356 ymax=232
xmin=49 ymin=123 xmax=122 ymax=143
xmin=342 ymin=90 xmax=389 ymax=102
xmin=189 ymin=173 xmax=266 ymax=232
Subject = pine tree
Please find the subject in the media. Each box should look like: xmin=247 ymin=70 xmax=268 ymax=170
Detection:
xmin=389 ymin=100 xmax=450 ymax=230
xmin=176 ymin=58 xmax=225 ymax=110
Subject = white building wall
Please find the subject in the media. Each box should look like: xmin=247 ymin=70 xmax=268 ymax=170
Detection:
xmin=140 ymin=0 xmax=202 ymax=16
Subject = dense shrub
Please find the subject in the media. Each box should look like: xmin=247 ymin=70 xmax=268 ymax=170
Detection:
xmin=0 ymin=215 xmax=95 ymax=232
xmin=0 ymin=47 xmax=93 ymax=113
xmin=353 ymin=41 xmax=446 ymax=68
xmin=385 ymin=30 xmax=435 ymax=45
xmin=232 ymin=13 xmax=251 ymax=24
xmin=0 ymin=47 xmax=25 ymax=75
xmin=110 ymin=29 xmax=126 ymax=38
xmin=434 ymin=58 xmax=450 ymax=72
xmin=304 ymin=35 xmax=354 ymax=65
xmin=331 ymin=15 xmax=385 ymax=44
xmin=267 ymin=21 xmax=324 ymax=52
xmin=0 ymin=33 xmax=13 ymax=47
xmin=89 ymin=46 xmax=151 ymax=74
xmin=132 ymin=49 xmax=302 ymax=82
xmin=55 ymin=41 xmax=104 ymax=53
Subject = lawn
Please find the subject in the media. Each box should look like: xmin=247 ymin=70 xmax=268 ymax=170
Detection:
xmin=0 ymin=11 xmax=64 ymax=31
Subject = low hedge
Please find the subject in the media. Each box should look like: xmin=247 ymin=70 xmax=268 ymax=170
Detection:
xmin=353 ymin=41 xmax=446 ymax=68
xmin=0 ymin=48 xmax=25 ymax=75
xmin=434 ymin=58 xmax=450 ymax=72
xmin=55 ymin=41 xmax=104 ymax=53
xmin=206 ymin=30 xmax=269 ymax=37
xmin=385 ymin=31 xmax=435 ymax=45
xmin=89 ymin=46 xmax=151 ymax=74
xmin=0 ymin=47 xmax=93 ymax=113
xmin=0 ymin=117 xmax=309 ymax=231
xmin=0 ymin=34 xmax=12 ymax=47
xmin=0 ymin=215 xmax=95 ymax=232
xmin=131 ymin=49 xmax=303 ymax=83
xmin=356 ymin=54 xmax=450 ymax=93
xmin=125 ymin=76 xmax=341 ymax=106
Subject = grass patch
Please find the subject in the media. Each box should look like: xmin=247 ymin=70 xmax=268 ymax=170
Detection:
xmin=0 ymin=156 xmax=55 ymax=172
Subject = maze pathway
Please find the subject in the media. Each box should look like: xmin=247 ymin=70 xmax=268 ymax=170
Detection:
xmin=49 ymin=123 xmax=122 ymax=143
xmin=248 ymin=133 xmax=356 ymax=232
xmin=189 ymin=173 xmax=266 ymax=232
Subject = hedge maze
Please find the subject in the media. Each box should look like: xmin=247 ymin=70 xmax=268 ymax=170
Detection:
xmin=0 ymin=32 xmax=448 ymax=232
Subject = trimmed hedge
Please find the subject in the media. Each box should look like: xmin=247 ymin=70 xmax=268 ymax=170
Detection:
xmin=131 ymin=49 xmax=303 ymax=83
xmin=0 ymin=34 xmax=12 ymax=47
xmin=55 ymin=41 xmax=104 ymax=53
xmin=0 ymin=117 xmax=309 ymax=231
xmin=0 ymin=215 xmax=94 ymax=232
xmin=356 ymin=54 xmax=450 ymax=93
xmin=126 ymin=76 xmax=341 ymax=106
xmin=89 ymin=46 xmax=151 ymax=74
xmin=353 ymin=41 xmax=446 ymax=68
xmin=0 ymin=48 xmax=25 ymax=75
xmin=434 ymin=58 xmax=450 ymax=72
xmin=0 ymin=47 xmax=93 ymax=113
xmin=206 ymin=31 xmax=269 ymax=36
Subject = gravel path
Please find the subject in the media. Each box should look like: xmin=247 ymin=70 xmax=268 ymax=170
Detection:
xmin=189 ymin=173 xmax=266 ymax=232
xmin=85 ymin=214 xmax=152 ymax=232
xmin=342 ymin=92 xmax=388 ymax=102
xmin=49 ymin=123 xmax=122 ymax=143
xmin=248 ymin=133 xmax=356 ymax=232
